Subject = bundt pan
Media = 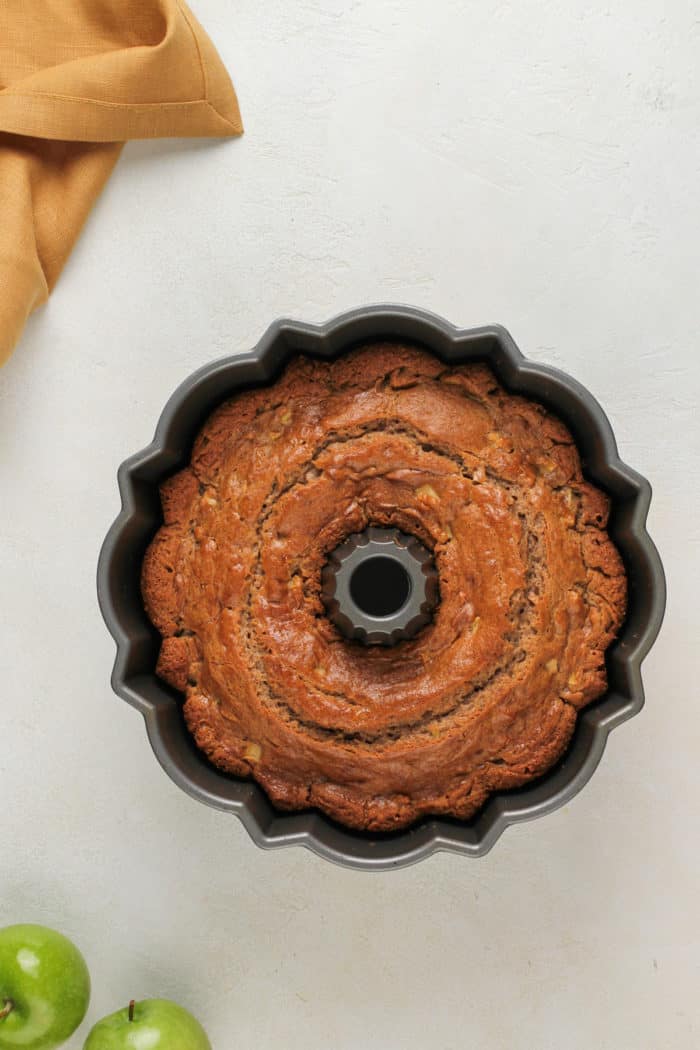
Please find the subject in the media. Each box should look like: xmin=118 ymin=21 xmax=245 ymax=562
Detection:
xmin=97 ymin=306 xmax=665 ymax=870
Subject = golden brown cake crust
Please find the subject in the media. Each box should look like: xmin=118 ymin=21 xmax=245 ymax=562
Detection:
xmin=141 ymin=344 xmax=627 ymax=831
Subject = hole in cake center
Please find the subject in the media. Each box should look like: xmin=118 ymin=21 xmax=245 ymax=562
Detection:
xmin=349 ymin=556 xmax=412 ymax=618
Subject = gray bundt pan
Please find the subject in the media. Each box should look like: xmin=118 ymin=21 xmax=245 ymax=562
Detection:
xmin=97 ymin=306 xmax=665 ymax=870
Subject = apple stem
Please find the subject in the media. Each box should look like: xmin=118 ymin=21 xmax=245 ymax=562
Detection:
xmin=0 ymin=998 xmax=14 ymax=1021
xmin=128 ymin=1000 xmax=135 ymax=1023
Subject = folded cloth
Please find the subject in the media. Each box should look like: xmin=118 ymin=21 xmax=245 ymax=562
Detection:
xmin=0 ymin=1 xmax=242 ymax=365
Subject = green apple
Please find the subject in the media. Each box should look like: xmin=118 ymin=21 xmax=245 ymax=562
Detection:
xmin=0 ymin=923 xmax=90 ymax=1050
xmin=83 ymin=999 xmax=211 ymax=1049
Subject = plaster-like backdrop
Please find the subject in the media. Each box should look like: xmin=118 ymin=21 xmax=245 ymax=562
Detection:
xmin=0 ymin=2 xmax=697 ymax=1047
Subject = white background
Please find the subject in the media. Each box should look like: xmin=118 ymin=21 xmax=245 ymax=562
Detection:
xmin=1 ymin=2 xmax=698 ymax=1047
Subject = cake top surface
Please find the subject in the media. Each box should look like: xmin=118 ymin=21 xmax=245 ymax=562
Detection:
xmin=142 ymin=342 xmax=626 ymax=831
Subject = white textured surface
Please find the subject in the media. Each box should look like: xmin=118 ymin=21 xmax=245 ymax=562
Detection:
xmin=0 ymin=2 xmax=698 ymax=1047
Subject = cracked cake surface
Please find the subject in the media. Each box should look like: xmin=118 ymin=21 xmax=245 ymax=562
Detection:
xmin=141 ymin=343 xmax=627 ymax=831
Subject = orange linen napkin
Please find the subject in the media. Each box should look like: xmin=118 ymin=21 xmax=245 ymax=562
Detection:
xmin=0 ymin=1 xmax=242 ymax=365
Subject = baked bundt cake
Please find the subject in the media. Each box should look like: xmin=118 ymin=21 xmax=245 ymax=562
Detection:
xmin=141 ymin=343 xmax=626 ymax=831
